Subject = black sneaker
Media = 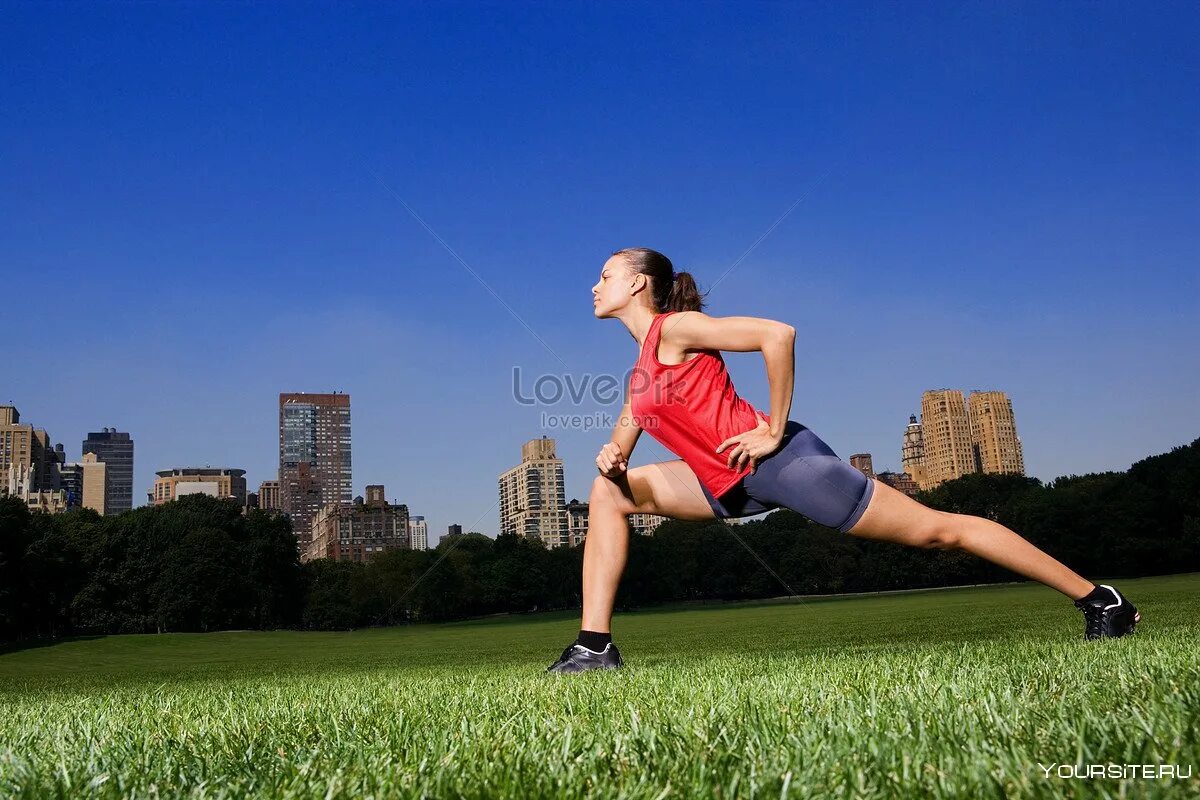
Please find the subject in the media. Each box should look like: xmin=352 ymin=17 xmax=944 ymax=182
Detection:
xmin=1075 ymin=584 xmax=1141 ymax=640
xmin=546 ymin=641 xmax=624 ymax=673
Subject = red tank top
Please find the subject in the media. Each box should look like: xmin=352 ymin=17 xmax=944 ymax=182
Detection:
xmin=628 ymin=311 xmax=772 ymax=498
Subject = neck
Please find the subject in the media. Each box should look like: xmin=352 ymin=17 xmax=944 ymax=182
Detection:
xmin=615 ymin=305 xmax=661 ymax=347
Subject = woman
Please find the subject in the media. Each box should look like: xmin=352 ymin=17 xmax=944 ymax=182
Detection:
xmin=547 ymin=247 xmax=1140 ymax=674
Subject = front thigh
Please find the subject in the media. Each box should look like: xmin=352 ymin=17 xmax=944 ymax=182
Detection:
xmin=594 ymin=460 xmax=717 ymax=522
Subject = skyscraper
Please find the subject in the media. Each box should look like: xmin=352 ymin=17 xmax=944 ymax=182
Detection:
xmin=82 ymin=428 xmax=134 ymax=514
xmin=498 ymin=435 xmax=567 ymax=547
xmin=279 ymin=392 xmax=352 ymax=547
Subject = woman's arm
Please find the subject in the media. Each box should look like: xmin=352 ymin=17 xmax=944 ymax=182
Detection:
xmin=596 ymin=400 xmax=643 ymax=477
xmin=664 ymin=311 xmax=796 ymax=438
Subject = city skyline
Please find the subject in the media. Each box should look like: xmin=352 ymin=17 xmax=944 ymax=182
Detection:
xmin=3 ymin=4 xmax=1196 ymax=540
xmin=4 ymin=378 xmax=1188 ymax=543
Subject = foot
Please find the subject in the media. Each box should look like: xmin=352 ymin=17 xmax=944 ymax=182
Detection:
xmin=546 ymin=641 xmax=624 ymax=673
xmin=1074 ymin=584 xmax=1141 ymax=640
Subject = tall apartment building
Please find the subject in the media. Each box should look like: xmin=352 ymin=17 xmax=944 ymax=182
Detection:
xmin=2 ymin=406 xmax=57 ymax=495
xmin=257 ymin=479 xmax=281 ymax=511
xmin=909 ymin=390 xmax=1025 ymax=490
xmin=408 ymin=515 xmax=429 ymax=551
xmin=82 ymin=428 xmax=134 ymax=514
xmin=848 ymin=453 xmax=875 ymax=478
xmin=279 ymin=392 xmax=352 ymax=548
xmin=1 ymin=406 xmax=72 ymax=511
xmin=447 ymin=523 xmax=462 ymax=538
xmin=917 ymin=390 xmax=976 ymax=488
xmin=304 ymin=484 xmax=410 ymax=563
xmin=968 ymin=390 xmax=1025 ymax=475
xmin=498 ymin=436 xmax=568 ymax=548
xmin=150 ymin=467 xmax=248 ymax=505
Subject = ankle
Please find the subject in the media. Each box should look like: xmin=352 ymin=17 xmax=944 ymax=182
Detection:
xmin=576 ymin=629 xmax=612 ymax=652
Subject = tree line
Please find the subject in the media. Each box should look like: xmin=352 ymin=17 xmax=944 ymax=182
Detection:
xmin=1 ymin=437 xmax=1196 ymax=642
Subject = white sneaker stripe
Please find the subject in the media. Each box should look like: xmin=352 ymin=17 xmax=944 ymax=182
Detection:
xmin=1099 ymin=584 xmax=1122 ymax=612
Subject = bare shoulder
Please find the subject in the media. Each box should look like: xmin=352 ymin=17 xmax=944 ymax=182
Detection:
xmin=665 ymin=311 xmax=794 ymax=354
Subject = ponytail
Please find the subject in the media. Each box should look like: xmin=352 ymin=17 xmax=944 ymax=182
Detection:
xmin=667 ymin=271 xmax=705 ymax=312
xmin=612 ymin=247 xmax=708 ymax=313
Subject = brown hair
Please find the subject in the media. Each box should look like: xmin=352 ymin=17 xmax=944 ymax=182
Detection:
xmin=612 ymin=247 xmax=706 ymax=313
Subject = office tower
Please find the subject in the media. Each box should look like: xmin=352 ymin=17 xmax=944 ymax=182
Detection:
xmin=918 ymin=390 xmax=976 ymax=488
xmin=82 ymin=428 xmax=134 ymax=514
xmin=447 ymin=523 xmax=463 ymax=538
xmin=408 ymin=515 xmax=429 ymax=551
xmin=257 ymin=479 xmax=281 ymax=511
xmin=900 ymin=413 xmax=926 ymax=487
xmin=968 ymin=390 xmax=1026 ymax=476
xmin=279 ymin=392 xmax=352 ymax=548
xmin=849 ymin=453 xmax=875 ymax=478
xmin=498 ymin=435 xmax=568 ymax=548
xmin=151 ymin=467 xmax=248 ymax=505
xmin=304 ymin=484 xmax=409 ymax=563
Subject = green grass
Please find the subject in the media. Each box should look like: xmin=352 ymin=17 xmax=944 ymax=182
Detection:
xmin=2 ymin=574 xmax=1198 ymax=799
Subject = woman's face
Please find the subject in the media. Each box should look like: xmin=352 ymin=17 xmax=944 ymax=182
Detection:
xmin=591 ymin=256 xmax=642 ymax=319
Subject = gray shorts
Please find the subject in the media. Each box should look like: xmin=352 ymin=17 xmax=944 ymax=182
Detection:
xmin=698 ymin=420 xmax=875 ymax=533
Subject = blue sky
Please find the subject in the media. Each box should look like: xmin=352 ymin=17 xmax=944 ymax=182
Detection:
xmin=2 ymin=2 xmax=1196 ymax=541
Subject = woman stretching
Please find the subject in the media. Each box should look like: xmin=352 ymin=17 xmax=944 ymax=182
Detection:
xmin=547 ymin=247 xmax=1140 ymax=674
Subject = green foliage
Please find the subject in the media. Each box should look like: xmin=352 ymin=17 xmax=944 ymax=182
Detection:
xmin=1 ymin=437 xmax=1197 ymax=642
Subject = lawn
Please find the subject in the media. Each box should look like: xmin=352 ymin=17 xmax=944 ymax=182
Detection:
xmin=2 ymin=574 xmax=1197 ymax=799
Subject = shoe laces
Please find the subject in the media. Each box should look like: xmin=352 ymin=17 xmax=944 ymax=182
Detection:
xmin=1080 ymin=605 xmax=1106 ymax=638
xmin=1075 ymin=594 xmax=1114 ymax=638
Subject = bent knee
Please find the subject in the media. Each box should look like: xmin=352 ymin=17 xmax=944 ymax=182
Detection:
xmin=590 ymin=474 xmax=638 ymax=515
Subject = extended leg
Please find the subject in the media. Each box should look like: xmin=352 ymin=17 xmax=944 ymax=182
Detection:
xmin=846 ymin=478 xmax=1094 ymax=600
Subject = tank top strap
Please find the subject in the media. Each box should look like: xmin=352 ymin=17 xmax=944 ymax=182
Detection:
xmin=643 ymin=311 xmax=676 ymax=362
